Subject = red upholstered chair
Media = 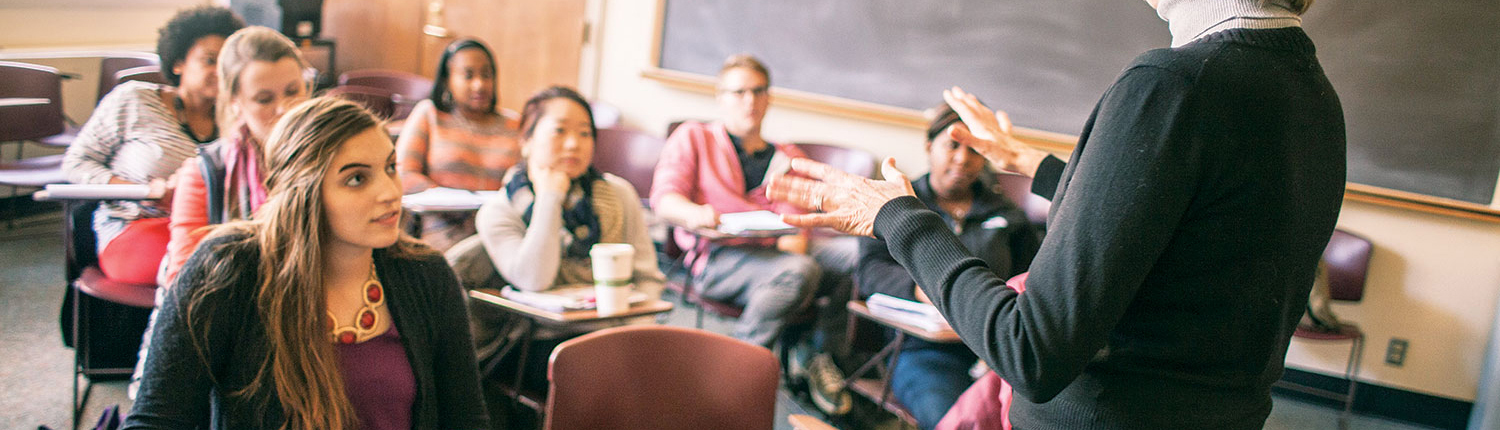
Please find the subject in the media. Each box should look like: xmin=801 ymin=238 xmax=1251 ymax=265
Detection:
xmin=337 ymin=69 xmax=433 ymax=120
xmin=1275 ymin=229 xmax=1373 ymax=428
xmin=55 ymin=198 xmax=157 ymax=425
xmin=98 ymin=53 xmax=158 ymax=97
xmin=97 ymin=53 xmax=159 ymax=103
xmin=990 ymin=171 xmax=1052 ymax=229
xmin=324 ymin=85 xmax=397 ymax=120
xmin=544 ymin=325 xmax=781 ymax=430
xmin=113 ymin=65 xmax=169 ymax=87
xmin=793 ymin=142 xmax=877 ymax=180
xmin=0 ymin=61 xmax=70 ymax=197
xmin=592 ymin=127 xmax=665 ymax=204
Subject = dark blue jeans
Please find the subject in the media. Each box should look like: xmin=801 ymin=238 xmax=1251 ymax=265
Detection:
xmin=890 ymin=341 xmax=978 ymax=430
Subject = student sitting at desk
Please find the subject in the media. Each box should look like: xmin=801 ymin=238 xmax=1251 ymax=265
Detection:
xmin=162 ymin=26 xmax=310 ymax=285
xmin=125 ymin=97 xmax=489 ymax=429
xmin=459 ymin=86 xmax=663 ymax=427
xmin=397 ymin=38 xmax=521 ymax=252
xmin=854 ymin=103 xmax=1041 ymax=430
xmin=61 ymin=6 xmax=244 ymax=285
xmin=127 ymin=25 xmax=311 ymax=401
xmin=650 ymin=53 xmax=853 ymax=416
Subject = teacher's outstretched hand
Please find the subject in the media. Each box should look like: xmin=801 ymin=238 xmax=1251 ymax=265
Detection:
xmin=766 ymin=157 xmax=915 ymax=237
xmin=943 ymin=86 xmax=1051 ymax=178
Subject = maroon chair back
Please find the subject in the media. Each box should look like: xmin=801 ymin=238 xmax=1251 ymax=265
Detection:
xmin=545 ymin=325 xmax=779 ymax=430
xmin=114 ymin=65 xmax=169 ymax=87
xmin=593 ymin=127 xmax=665 ymax=202
xmin=337 ymin=69 xmax=433 ymax=120
xmin=795 ymin=142 xmax=877 ymax=179
xmin=0 ymin=61 xmax=65 ymax=142
xmin=324 ymin=85 xmax=397 ymax=120
xmin=990 ymin=172 xmax=1052 ymax=227
xmin=98 ymin=53 xmax=159 ymax=103
xmin=1323 ymin=229 xmax=1372 ymax=302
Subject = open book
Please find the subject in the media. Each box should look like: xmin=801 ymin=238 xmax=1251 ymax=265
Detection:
xmin=717 ymin=210 xmax=798 ymax=235
xmin=867 ymin=293 xmax=953 ymax=333
xmin=500 ymin=284 xmax=648 ymax=312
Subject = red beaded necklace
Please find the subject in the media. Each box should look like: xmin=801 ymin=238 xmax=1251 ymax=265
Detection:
xmin=328 ymin=266 xmax=385 ymax=344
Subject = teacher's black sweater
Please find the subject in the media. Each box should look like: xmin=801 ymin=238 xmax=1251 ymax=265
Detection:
xmin=873 ymin=27 xmax=1345 ymax=429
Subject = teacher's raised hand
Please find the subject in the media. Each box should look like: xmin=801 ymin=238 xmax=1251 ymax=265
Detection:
xmin=766 ymin=157 xmax=915 ymax=237
xmin=943 ymin=86 xmax=1051 ymax=178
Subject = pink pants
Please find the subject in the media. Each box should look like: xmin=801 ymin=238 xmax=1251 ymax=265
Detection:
xmin=98 ymin=217 xmax=170 ymax=285
xmin=934 ymin=272 xmax=1028 ymax=430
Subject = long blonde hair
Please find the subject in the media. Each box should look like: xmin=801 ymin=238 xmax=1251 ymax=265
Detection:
xmin=189 ymin=97 xmax=417 ymax=430
xmin=216 ymin=26 xmax=309 ymax=133
xmin=214 ymin=26 xmax=309 ymax=221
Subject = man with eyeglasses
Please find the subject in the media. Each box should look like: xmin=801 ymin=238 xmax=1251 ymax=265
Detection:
xmin=651 ymin=54 xmax=855 ymax=415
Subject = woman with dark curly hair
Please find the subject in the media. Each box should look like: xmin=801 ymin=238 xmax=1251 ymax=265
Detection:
xmin=62 ymin=6 xmax=244 ymax=285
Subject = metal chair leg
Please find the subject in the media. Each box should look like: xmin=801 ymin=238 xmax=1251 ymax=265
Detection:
xmin=1339 ymin=334 xmax=1363 ymax=429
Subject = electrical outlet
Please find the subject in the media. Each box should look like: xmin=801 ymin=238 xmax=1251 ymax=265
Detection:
xmin=1386 ymin=338 xmax=1409 ymax=366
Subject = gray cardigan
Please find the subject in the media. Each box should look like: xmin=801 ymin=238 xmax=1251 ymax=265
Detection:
xmin=124 ymin=232 xmax=490 ymax=429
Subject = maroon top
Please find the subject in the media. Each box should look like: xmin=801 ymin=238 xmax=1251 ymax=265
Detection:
xmin=336 ymin=325 xmax=416 ymax=430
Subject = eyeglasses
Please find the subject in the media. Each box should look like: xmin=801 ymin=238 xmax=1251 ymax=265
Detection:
xmin=719 ymin=85 xmax=769 ymax=98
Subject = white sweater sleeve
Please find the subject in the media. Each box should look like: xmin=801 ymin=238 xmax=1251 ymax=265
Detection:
xmin=475 ymin=190 xmax=566 ymax=292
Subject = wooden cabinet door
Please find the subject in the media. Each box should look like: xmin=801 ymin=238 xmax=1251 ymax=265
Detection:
xmin=420 ymin=0 xmax=586 ymax=114
xmin=323 ymin=0 xmax=426 ymax=75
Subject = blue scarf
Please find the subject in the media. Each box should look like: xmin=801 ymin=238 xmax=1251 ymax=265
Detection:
xmin=504 ymin=165 xmax=605 ymax=259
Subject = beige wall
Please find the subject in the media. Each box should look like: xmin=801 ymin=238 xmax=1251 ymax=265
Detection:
xmin=0 ymin=5 xmax=195 ymax=50
xmin=588 ymin=0 xmax=1500 ymax=402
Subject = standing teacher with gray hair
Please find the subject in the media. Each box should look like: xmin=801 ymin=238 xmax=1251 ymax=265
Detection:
xmin=769 ymin=0 xmax=1344 ymax=428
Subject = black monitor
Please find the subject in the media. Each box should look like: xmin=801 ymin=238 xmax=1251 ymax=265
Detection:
xmin=230 ymin=0 xmax=324 ymax=40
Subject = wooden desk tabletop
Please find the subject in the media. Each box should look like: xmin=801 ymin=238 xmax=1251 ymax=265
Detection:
xmin=847 ymin=300 xmax=961 ymax=343
xmin=468 ymin=288 xmax=674 ymax=325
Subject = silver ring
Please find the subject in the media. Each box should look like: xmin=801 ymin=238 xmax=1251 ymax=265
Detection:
xmin=813 ymin=195 xmax=824 ymax=212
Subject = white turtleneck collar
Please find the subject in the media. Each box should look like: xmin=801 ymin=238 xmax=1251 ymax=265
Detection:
xmin=1155 ymin=0 xmax=1302 ymax=47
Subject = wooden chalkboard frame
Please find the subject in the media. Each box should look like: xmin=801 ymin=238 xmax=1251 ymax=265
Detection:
xmin=641 ymin=0 xmax=1500 ymax=223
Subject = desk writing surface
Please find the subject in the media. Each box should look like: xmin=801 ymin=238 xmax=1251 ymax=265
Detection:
xmin=848 ymin=301 xmax=960 ymax=343
xmin=468 ymin=288 xmax=673 ymax=324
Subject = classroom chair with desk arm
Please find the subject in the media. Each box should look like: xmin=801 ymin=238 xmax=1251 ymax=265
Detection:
xmin=543 ymin=324 xmax=836 ymax=430
xmin=337 ymin=69 xmax=432 ymax=121
xmin=34 ymin=187 xmax=162 ymax=429
xmin=324 ymin=84 xmax=398 ymax=120
xmin=465 ymin=287 xmax=675 ymax=428
xmin=97 ymin=53 xmax=160 ymax=104
xmin=1273 ymin=228 xmax=1373 ymax=429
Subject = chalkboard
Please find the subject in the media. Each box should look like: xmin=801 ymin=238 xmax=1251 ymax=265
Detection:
xmin=658 ymin=0 xmax=1500 ymax=205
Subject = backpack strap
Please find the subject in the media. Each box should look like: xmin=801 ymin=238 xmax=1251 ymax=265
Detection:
xmin=197 ymin=143 xmax=227 ymax=225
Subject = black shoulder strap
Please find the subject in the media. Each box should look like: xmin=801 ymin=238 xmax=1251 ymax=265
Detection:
xmin=198 ymin=145 xmax=227 ymax=225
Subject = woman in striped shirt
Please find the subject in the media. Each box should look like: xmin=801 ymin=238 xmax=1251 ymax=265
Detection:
xmin=395 ymin=38 xmax=520 ymax=252
xmin=62 ymin=6 xmax=245 ymax=285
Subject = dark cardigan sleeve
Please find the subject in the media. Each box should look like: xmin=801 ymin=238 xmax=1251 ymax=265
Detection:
xmin=855 ymin=235 xmax=919 ymax=301
xmin=419 ymin=252 xmax=492 ymax=429
xmin=124 ymin=235 xmax=248 ymax=429
xmin=872 ymin=66 xmax=1199 ymax=403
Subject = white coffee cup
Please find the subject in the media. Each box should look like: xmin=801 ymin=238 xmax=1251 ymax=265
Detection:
xmin=590 ymin=243 xmax=635 ymax=316
xmin=590 ymin=243 xmax=634 ymax=283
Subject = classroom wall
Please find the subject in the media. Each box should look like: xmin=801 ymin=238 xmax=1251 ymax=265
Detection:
xmin=0 ymin=4 xmax=196 ymax=50
xmin=586 ymin=0 xmax=1500 ymax=403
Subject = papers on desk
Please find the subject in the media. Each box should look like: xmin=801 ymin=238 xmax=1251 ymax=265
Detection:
xmin=867 ymin=293 xmax=953 ymax=333
xmin=401 ymin=187 xmax=497 ymax=211
xmin=500 ymin=284 xmax=648 ymax=312
xmin=717 ymin=210 xmax=798 ymax=235
xmin=43 ymin=183 xmax=153 ymax=199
